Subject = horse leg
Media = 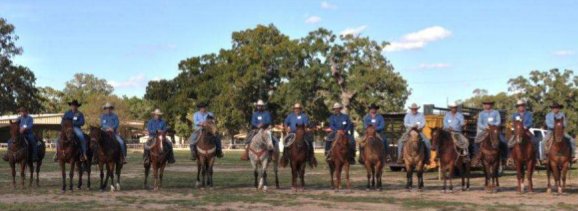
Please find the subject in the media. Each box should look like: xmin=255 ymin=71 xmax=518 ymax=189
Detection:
xmin=77 ymin=162 xmax=83 ymax=190
xmin=202 ymin=158 xmax=207 ymax=188
xmin=28 ymin=161 xmax=34 ymax=187
xmin=99 ymin=163 xmax=105 ymax=191
xmin=152 ymin=162 xmax=159 ymax=191
xmin=10 ymin=162 xmax=16 ymax=189
xmin=158 ymin=163 xmax=165 ymax=190
xmin=20 ymin=161 xmax=26 ymax=189
xmin=515 ymin=160 xmax=522 ymax=193
xmin=254 ymin=168 xmax=259 ymax=190
xmin=86 ymin=161 xmax=91 ymax=190
xmin=262 ymin=166 xmax=268 ymax=192
xmin=335 ymin=164 xmax=342 ymax=192
xmin=418 ymin=166 xmax=424 ymax=191
xmin=274 ymin=160 xmax=280 ymax=189
xmin=448 ymin=163 xmax=455 ymax=192
xmin=546 ymin=162 xmax=552 ymax=193
xmin=377 ymin=162 xmax=383 ymax=191
xmin=465 ymin=162 xmax=471 ymax=191
xmin=527 ymin=160 xmax=535 ymax=193
xmin=329 ymin=163 xmax=335 ymax=190
xmin=494 ymin=161 xmax=500 ymax=193
xmin=406 ymin=166 xmax=412 ymax=191
xmin=561 ymin=162 xmax=570 ymax=194
xmin=291 ymin=163 xmax=297 ymax=191
xmin=103 ymin=163 xmax=110 ymax=192
xmin=36 ymin=161 xmax=42 ymax=187
xmin=371 ymin=165 xmax=376 ymax=190
xmin=60 ymin=162 xmax=66 ymax=192
xmin=144 ymin=162 xmax=150 ymax=190
xmin=196 ymin=160 xmax=201 ymax=188
xmin=345 ymin=163 xmax=351 ymax=191
xmin=69 ymin=161 xmax=75 ymax=191
xmin=208 ymin=158 xmax=215 ymax=188
xmin=365 ymin=163 xmax=371 ymax=190
xmin=115 ymin=163 xmax=122 ymax=191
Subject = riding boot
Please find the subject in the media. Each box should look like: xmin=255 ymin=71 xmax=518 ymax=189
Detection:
xmin=168 ymin=148 xmax=176 ymax=164
xmin=2 ymin=153 xmax=8 ymax=161
xmin=216 ymin=149 xmax=224 ymax=158
xmin=358 ymin=146 xmax=365 ymax=165
xmin=143 ymin=149 xmax=150 ymax=165
xmin=121 ymin=156 xmax=127 ymax=164
xmin=240 ymin=145 xmax=250 ymax=161
xmin=190 ymin=144 xmax=198 ymax=161
xmin=349 ymin=149 xmax=356 ymax=165
xmin=307 ymin=144 xmax=317 ymax=168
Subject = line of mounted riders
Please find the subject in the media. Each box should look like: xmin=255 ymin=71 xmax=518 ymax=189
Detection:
xmin=2 ymin=99 xmax=576 ymax=194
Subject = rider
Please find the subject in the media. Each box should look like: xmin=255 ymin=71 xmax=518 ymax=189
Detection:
xmin=397 ymin=103 xmax=431 ymax=164
xmin=471 ymin=100 xmax=507 ymax=166
xmin=61 ymin=100 xmax=88 ymax=161
xmin=359 ymin=103 xmax=387 ymax=164
xmin=144 ymin=109 xmax=175 ymax=164
xmin=326 ymin=102 xmax=356 ymax=165
xmin=509 ymin=100 xmax=538 ymax=159
xmin=100 ymin=102 xmax=127 ymax=164
xmin=241 ymin=100 xmax=273 ymax=161
xmin=282 ymin=103 xmax=317 ymax=167
xmin=2 ymin=107 xmax=38 ymax=162
xmin=443 ymin=103 xmax=469 ymax=157
xmin=543 ymin=103 xmax=577 ymax=162
xmin=190 ymin=103 xmax=223 ymax=160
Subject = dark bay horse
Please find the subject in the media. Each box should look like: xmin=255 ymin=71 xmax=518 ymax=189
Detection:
xmin=57 ymin=120 xmax=82 ymax=192
xmin=90 ymin=127 xmax=123 ymax=192
xmin=403 ymin=128 xmax=426 ymax=191
xmin=195 ymin=121 xmax=218 ymax=189
xmin=281 ymin=124 xmax=309 ymax=191
xmin=510 ymin=120 xmax=536 ymax=193
xmin=546 ymin=118 xmax=571 ymax=194
xmin=431 ymin=128 xmax=470 ymax=192
xmin=6 ymin=120 xmax=45 ymax=188
xmin=361 ymin=125 xmax=384 ymax=191
xmin=327 ymin=130 xmax=351 ymax=192
xmin=144 ymin=131 xmax=168 ymax=191
xmin=481 ymin=125 xmax=501 ymax=193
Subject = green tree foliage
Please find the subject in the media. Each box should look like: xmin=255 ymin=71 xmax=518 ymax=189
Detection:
xmin=63 ymin=73 xmax=114 ymax=103
xmin=0 ymin=18 xmax=42 ymax=114
xmin=38 ymin=87 xmax=66 ymax=113
xmin=145 ymin=24 xmax=410 ymax=136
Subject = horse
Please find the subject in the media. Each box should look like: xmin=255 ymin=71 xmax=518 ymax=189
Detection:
xmin=510 ymin=119 xmax=536 ymax=193
xmin=280 ymin=124 xmax=309 ymax=191
xmin=480 ymin=125 xmax=501 ymax=193
xmin=403 ymin=128 xmax=426 ymax=191
xmin=195 ymin=120 xmax=218 ymax=189
xmin=361 ymin=125 xmax=385 ymax=191
xmin=90 ymin=127 xmax=123 ymax=192
xmin=143 ymin=130 xmax=168 ymax=191
xmin=5 ymin=120 xmax=45 ymax=188
xmin=327 ymin=129 xmax=351 ymax=192
xmin=248 ymin=128 xmax=279 ymax=192
xmin=57 ymin=120 xmax=83 ymax=192
xmin=430 ymin=127 xmax=470 ymax=192
xmin=546 ymin=117 xmax=571 ymax=194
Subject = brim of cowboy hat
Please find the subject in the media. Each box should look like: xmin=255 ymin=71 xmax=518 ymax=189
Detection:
xmin=68 ymin=102 xmax=82 ymax=107
xmin=482 ymin=102 xmax=495 ymax=104
xmin=408 ymin=107 xmax=420 ymax=109
xmin=102 ymin=106 xmax=114 ymax=109
xmin=515 ymin=103 xmax=526 ymax=107
xmin=368 ymin=105 xmax=380 ymax=109
xmin=151 ymin=112 xmax=164 ymax=115
xmin=550 ymin=105 xmax=563 ymax=108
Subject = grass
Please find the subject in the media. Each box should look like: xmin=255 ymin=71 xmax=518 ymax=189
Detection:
xmin=1 ymin=149 xmax=578 ymax=210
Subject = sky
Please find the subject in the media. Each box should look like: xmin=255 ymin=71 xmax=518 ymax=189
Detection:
xmin=1 ymin=0 xmax=578 ymax=107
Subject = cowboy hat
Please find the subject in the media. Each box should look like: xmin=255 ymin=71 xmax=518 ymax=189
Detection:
xmin=448 ymin=102 xmax=458 ymax=108
xmin=368 ymin=103 xmax=380 ymax=110
xmin=332 ymin=102 xmax=343 ymax=109
xmin=102 ymin=102 xmax=115 ymax=110
xmin=68 ymin=100 xmax=82 ymax=107
xmin=18 ymin=107 xmax=28 ymax=113
xmin=482 ymin=100 xmax=495 ymax=105
xmin=151 ymin=108 xmax=164 ymax=115
xmin=550 ymin=103 xmax=564 ymax=109
xmin=408 ymin=103 xmax=420 ymax=110
xmin=515 ymin=99 xmax=526 ymax=107
xmin=256 ymin=100 xmax=266 ymax=106
xmin=293 ymin=103 xmax=302 ymax=109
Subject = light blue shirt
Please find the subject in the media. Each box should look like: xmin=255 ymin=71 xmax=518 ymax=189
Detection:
xmin=100 ymin=113 xmax=120 ymax=132
xmin=62 ymin=110 xmax=85 ymax=128
xmin=546 ymin=112 xmax=567 ymax=130
xmin=477 ymin=110 xmax=501 ymax=132
xmin=284 ymin=112 xmax=309 ymax=132
xmin=147 ymin=118 xmax=167 ymax=137
xmin=404 ymin=112 xmax=425 ymax=130
xmin=329 ymin=113 xmax=353 ymax=132
xmin=17 ymin=115 xmax=34 ymax=134
xmin=193 ymin=111 xmax=214 ymax=130
xmin=251 ymin=111 xmax=272 ymax=128
xmin=443 ymin=112 xmax=465 ymax=132
xmin=512 ymin=111 xmax=533 ymax=129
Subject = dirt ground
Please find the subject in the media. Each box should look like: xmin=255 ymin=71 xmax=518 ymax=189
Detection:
xmin=1 ymin=150 xmax=578 ymax=211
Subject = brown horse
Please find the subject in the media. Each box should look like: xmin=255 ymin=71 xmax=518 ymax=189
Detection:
xmin=195 ymin=120 xmax=218 ymax=189
xmin=144 ymin=131 xmax=168 ymax=191
xmin=403 ymin=128 xmax=426 ymax=191
xmin=57 ymin=120 xmax=82 ymax=192
xmin=480 ymin=125 xmax=501 ymax=193
xmin=281 ymin=124 xmax=309 ymax=191
xmin=361 ymin=125 xmax=385 ymax=191
xmin=327 ymin=130 xmax=351 ymax=192
xmin=510 ymin=120 xmax=536 ymax=193
xmin=5 ymin=120 xmax=45 ymax=188
xmin=431 ymin=128 xmax=470 ymax=192
xmin=90 ymin=127 xmax=123 ymax=192
xmin=546 ymin=117 xmax=571 ymax=194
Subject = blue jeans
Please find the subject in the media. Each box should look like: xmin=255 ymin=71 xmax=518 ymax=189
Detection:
xmin=115 ymin=135 xmax=126 ymax=157
xmin=397 ymin=132 xmax=431 ymax=161
xmin=73 ymin=127 xmax=88 ymax=156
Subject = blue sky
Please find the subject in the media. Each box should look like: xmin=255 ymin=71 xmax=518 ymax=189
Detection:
xmin=2 ymin=0 xmax=578 ymax=107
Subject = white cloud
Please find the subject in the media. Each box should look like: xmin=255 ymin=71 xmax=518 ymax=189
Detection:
xmin=553 ymin=50 xmax=575 ymax=57
xmin=305 ymin=16 xmax=321 ymax=24
xmin=340 ymin=25 xmax=367 ymax=36
xmin=109 ymin=74 xmax=147 ymax=89
xmin=384 ymin=26 xmax=452 ymax=52
xmin=321 ymin=1 xmax=337 ymax=9
xmin=418 ymin=63 xmax=451 ymax=69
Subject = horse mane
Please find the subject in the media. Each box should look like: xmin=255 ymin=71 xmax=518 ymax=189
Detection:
xmin=554 ymin=117 xmax=565 ymax=142
xmin=431 ymin=127 xmax=451 ymax=147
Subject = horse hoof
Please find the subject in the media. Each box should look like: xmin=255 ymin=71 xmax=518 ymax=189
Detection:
xmin=418 ymin=189 xmax=423 ymax=192
xmin=262 ymin=186 xmax=268 ymax=192
xmin=110 ymin=185 xmax=115 ymax=192
xmin=366 ymin=188 xmax=371 ymax=192
xmin=116 ymin=183 xmax=121 ymax=191
xmin=547 ymin=188 xmax=552 ymax=193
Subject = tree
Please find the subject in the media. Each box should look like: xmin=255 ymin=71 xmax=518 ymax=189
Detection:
xmin=123 ymin=96 xmax=153 ymax=121
xmin=63 ymin=73 xmax=114 ymax=103
xmin=508 ymin=69 xmax=578 ymax=134
xmin=39 ymin=87 xmax=65 ymax=113
xmin=0 ymin=18 xmax=42 ymax=114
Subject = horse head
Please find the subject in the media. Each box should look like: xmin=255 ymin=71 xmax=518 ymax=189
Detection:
xmin=89 ymin=126 xmax=101 ymax=148
xmin=8 ymin=120 xmax=24 ymax=149
xmin=486 ymin=125 xmax=500 ymax=148
xmin=512 ymin=118 xmax=525 ymax=138
xmin=60 ymin=119 xmax=76 ymax=145
xmin=335 ymin=129 xmax=349 ymax=146
xmin=554 ymin=117 xmax=565 ymax=143
xmin=365 ymin=125 xmax=376 ymax=137
xmin=429 ymin=127 xmax=440 ymax=147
